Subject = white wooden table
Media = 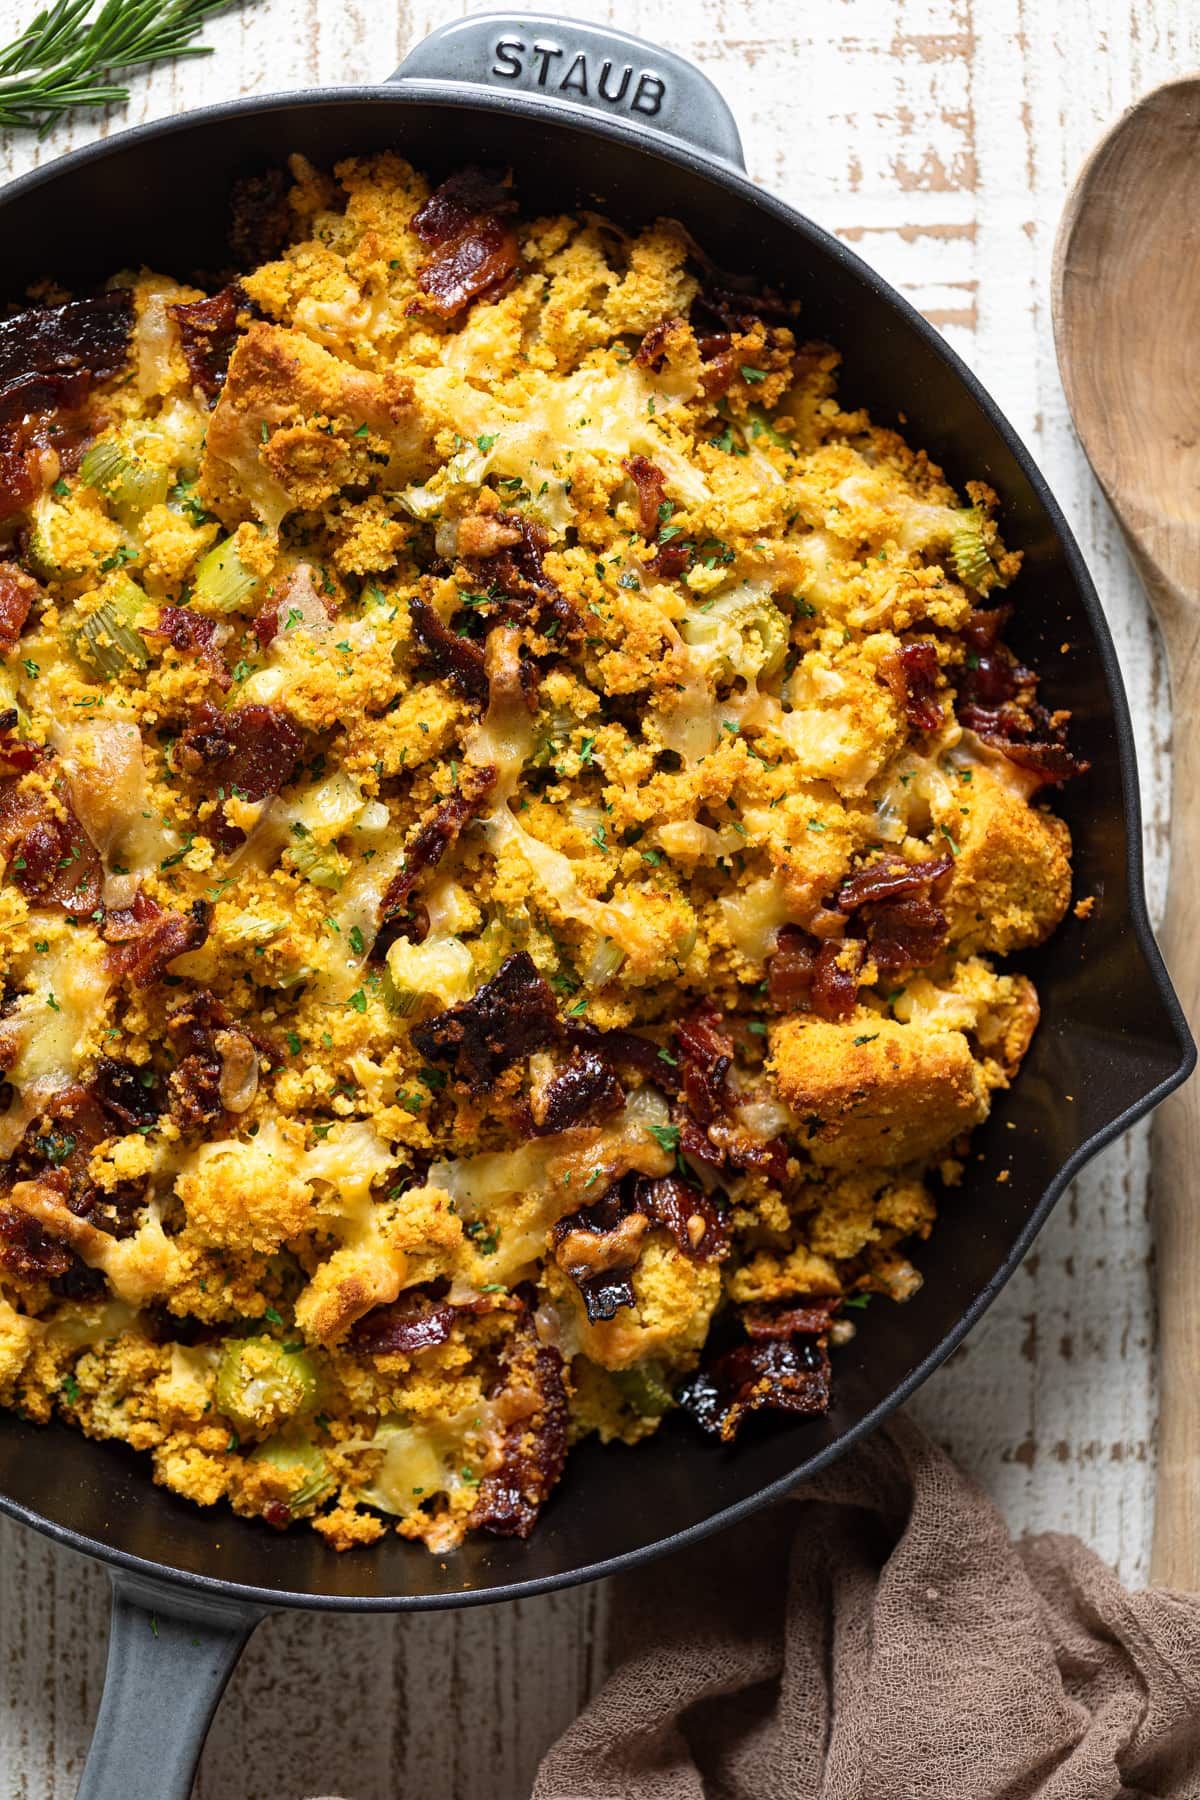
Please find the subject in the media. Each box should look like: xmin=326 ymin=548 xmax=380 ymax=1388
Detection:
xmin=0 ymin=1 xmax=1193 ymax=1793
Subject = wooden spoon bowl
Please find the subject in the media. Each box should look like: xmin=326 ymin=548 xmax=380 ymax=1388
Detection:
xmin=1054 ymin=76 xmax=1200 ymax=1591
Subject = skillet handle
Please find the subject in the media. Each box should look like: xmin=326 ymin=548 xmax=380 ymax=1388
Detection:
xmin=390 ymin=12 xmax=746 ymax=170
xmin=76 ymin=1568 xmax=263 ymax=1800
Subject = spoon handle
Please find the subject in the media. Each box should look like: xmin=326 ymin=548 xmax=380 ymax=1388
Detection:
xmin=1141 ymin=574 xmax=1200 ymax=1591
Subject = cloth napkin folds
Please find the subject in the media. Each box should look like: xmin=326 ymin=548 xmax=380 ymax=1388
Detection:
xmin=533 ymin=1415 xmax=1200 ymax=1799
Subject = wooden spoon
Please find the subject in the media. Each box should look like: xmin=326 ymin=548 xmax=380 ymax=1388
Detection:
xmin=1053 ymin=77 xmax=1200 ymax=1592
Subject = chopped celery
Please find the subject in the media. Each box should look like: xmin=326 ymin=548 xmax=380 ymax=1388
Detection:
xmin=68 ymin=577 xmax=150 ymax=677
xmin=681 ymin=581 xmax=789 ymax=683
xmin=250 ymin=1436 xmax=333 ymax=1512
xmin=950 ymin=507 xmax=996 ymax=589
xmin=79 ymin=439 xmax=169 ymax=525
xmin=215 ymin=1336 xmax=318 ymax=1439
xmin=384 ymin=935 xmax=474 ymax=1015
xmin=585 ymin=935 xmax=626 ymax=988
xmin=284 ymin=822 xmax=349 ymax=891
xmin=192 ymin=536 xmax=258 ymax=614
xmin=611 ymin=1363 xmax=675 ymax=1417
xmin=744 ymin=407 xmax=791 ymax=450
xmin=26 ymin=496 xmax=89 ymax=580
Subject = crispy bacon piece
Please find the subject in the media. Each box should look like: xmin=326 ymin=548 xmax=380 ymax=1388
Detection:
xmin=634 ymin=1173 xmax=728 ymax=1261
xmin=836 ymin=854 xmax=952 ymax=977
xmin=0 ymin=708 xmax=44 ymax=775
xmin=565 ymin=1023 xmax=682 ymax=1094
xmin=146 ymin=606 xmax=230 ymax=688
xmin=553 ymin=1182 xmax=644 ymax=1321
xmin=411 ymin=168 xmax=520 ymax=320
xmin=743 ymin=1297 xmax=839 ymax=1339
xmin=347 ymin=1287 xmax=458 ymax=1357
xmin=178 ymin=701 xmax=304 ymax=850
xmin=93 ymin=1057 xmax=162 ymax=1132
xmin=379 ymin=764 xmax=496 ymax=928
xmin=554 ymin=1171 xmax=726 ymax=1322
xmin=0 ymin=291 xmax=132 ymax=388
xmin=530 ymin=1047 xmax=625 ymax=1135
xmin=165 ymin=989 xmax=276 ymax=1129
xmin=0 ymin=564 xmax=37 ymax=654
xmin=836 ymin=853 xmax=953 ymax=912
xmin=882 ymin=639 xmax=942 ymax=732
xmin=0 ymin=370 xmax=91 ymax=520
xmin=677 ymin=1300 xmax=832 ymax=1441
xmin=4 ymin=1085 xmax=140 ymax=1243
xmin=676 ymin=1004 xmax=734 ymax=1127
xmin=410 ymin=595 xmax=488 ymax=704
xmin=465 ymin=513 xmax=581 ymax=644
xmin=633 ymin=317 xmax=684 ymax=371
xmin=694 ymin=284 xmax=795 ymax=333
xmin=0 ymin=1199 xmax=74 ymax=1278
xmin=768 ymin=927 xmax=865 ymax=1022
xmin=0 ymin=772 xmax=101 ymax=915
xmin=168 ymin=285 xmax=246 ymax=402
xmin=412 ymin=951 xmax=559 ymax=1092
xmin=622 ymin=454 xmax=667 ymax=541
xmin=102 ymin=892 xmax=210 ymax=987
xmin=469 ymin=1311 xmax=568 ymax=1538
xmin=864 ymin=895 xmax=948 ymax=974
xmin=0 ymin=291 xmax=133 ymax=520
xmin=957 ymin=607 xmax=1089 ymax=787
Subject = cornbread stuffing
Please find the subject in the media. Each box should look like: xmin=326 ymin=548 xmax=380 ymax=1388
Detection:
xmin=0 ymin=157 xmax=1082 ymax=1550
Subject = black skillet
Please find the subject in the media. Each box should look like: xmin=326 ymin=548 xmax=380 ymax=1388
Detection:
xmin=0 ymin=15 xmax=1191 ymax=1796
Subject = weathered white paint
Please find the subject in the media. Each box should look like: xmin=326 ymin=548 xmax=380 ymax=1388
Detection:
xmin=0 ymin=0 xmax=1192 ymax=1793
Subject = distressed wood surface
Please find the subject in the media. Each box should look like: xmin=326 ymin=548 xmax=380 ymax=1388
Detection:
xmin=0 ymin=1 xmax=1194 ymax=1794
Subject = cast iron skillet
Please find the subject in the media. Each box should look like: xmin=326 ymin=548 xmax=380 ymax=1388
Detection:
xmin=0 ymin=15 xmax=1191 ymax=1795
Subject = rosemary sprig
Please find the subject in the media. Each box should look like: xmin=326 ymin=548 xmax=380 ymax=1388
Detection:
xmin=0 ymin=0 xmax=243 ymax=137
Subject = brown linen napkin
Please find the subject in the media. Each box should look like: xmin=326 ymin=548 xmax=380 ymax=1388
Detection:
xmin=532 ymin=1414 xmax=1200 ymax=1800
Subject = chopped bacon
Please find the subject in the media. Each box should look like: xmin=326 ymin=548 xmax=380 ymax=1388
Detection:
xmin=864 ymin=895 xmax=948 ymax=974
xmin=412 ymin=951 xmax=559 ymax=1092
xmin=146 ymin=606 xmax=230 ymax=688
xmin=622 ymin=455 xmax=667 ymax=541
xmin=347 ymin=1287 xmax=457 ymax=1357
xmin=165 ymin=989 xmax=275 ymax=1129
xmin=469 ymin=1311 xmax=568 ymax=1538
xmin=0 ymin=291 xmax=133 ymax=389
xmin=0 ymin=1199 xmax=74 ymax=1279
xmin=409 ymin=595 xmax=488 ymax=704
xmin=379 ymin=764 xmax=496 ymax=927
xmin=0 ymin=772 xmax=101 ymax=915
xmin=0 ymin=564 xmax=37 ymax=654
xmin=410 ymin=168 xmax=520 ymax=320
xmin=102 ymin=892 xmax=210 ymax=987
xmin=835 ymin=854 xmax=952 ymax=977
xmin=92 ymin=1057 xmax=162 ymax=1132
xmin=0 ymin=370 xmax=91 ymax=520
xmin=768 ymin=926 xmax=865 ymax=1021
xmin=634 ymin=1173 xmax=728 ymax=1261
xmin=882 ymin=640 xmax=942 ymax=732
xmin=0 ymin=291 xmax=133 ymax=520
xmin=651 ymin=537 xmax=692 ymax=579
xmin=633 ymin=317 xmax=685 ymax=371
xmin=743 ymin=1297 xmax=839 ymax=1340
xmin=836 ymin=853 xmax=953 ymax=912
xmin=464 ymin=513 xmax=581 ymax=644
xmin=694 ymin=284 xmax=795 ymax=334
xmin=565 ymin=1022 xmax=681 ymax=1093
xmin=553 ymin=1182 xmax=644 ymax=1321
xmin=530 ymin=1047 xmax=625 ymax=1135
xmin=178 ymin=701 xmax=303 ymax=850
xmin=0 ymin=708 xmax=44 ymax=776
xmin=957 ymin=606 xmax=1089 ymax=787
xmin=675 ymin=1004 xmax=734 ymax=1127
xmin=167 ymin=285 xmax=246 ymax=402
xmin=677 ymin=1300 xmax=832 ymax=1441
